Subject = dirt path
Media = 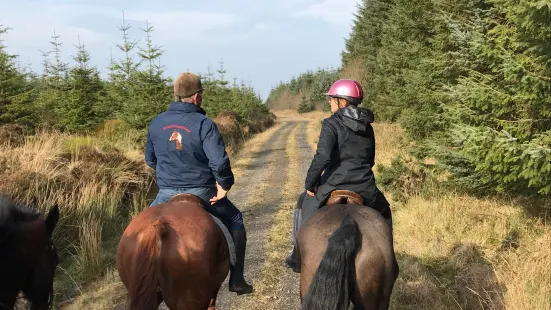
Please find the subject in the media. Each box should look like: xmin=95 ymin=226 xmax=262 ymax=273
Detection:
xmin=200 ymin=114 xmax=311 ymax=310
xmin=214 ymin=116 xmax=313 ymax=310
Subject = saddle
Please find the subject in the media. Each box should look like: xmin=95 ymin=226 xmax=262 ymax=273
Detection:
xmin=168 ymin=194 xmax=236 ymax=266
xmin=325 ymin=190 xmax=364 ymax=206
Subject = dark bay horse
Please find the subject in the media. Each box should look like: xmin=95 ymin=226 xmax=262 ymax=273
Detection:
xmin=116 ymin=194 xmax=229 ymax=310
xmin=297 ymin=198 xmax=398 ymax=310
xmin=0 ymin=195 xmax=60 ymax=310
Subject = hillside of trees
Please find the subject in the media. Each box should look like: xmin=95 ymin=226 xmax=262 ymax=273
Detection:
xmin=265 ymin=67 xmax=338 ymax=113
xmin=268 ymin=0 xmax=551 ymax=199
xmin=0 ymin=18 xmax=273 ymax=138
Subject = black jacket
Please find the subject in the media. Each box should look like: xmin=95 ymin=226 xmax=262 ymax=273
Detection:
xmin=305 ymin=105 xmax=377 ymax=202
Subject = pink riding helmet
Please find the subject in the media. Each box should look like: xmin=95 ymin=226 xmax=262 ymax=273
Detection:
xmin=326 ymin=79 xmax=363 ymax=105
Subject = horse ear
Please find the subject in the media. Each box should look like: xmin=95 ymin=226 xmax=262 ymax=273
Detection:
xmin=45 ymin=203 xmax=60 ymax=237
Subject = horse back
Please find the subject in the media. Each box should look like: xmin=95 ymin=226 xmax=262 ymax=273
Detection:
xmin=158 ymin=202 xmax=228 ymax=265
xmin=121 ymin=201 xmax=226 ymax=265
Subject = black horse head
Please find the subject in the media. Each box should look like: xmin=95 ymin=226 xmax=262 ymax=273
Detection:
xmin=0 ymin=195 xmax=60 ymax=310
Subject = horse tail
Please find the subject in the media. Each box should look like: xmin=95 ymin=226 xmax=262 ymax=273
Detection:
xmin=301 ymin=214 xmax=361 ymax=310
xmin=128 ymin=219 xmax=167 ymax=310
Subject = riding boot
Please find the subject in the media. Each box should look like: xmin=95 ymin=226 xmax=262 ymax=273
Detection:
xmin=229 ymin=230 xmax=253 ymax=294
xmin=285 ymin=209 xmax=301 ymax=273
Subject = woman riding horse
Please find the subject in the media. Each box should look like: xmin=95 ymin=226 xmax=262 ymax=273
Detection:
xmin=286 ymin=79 xmax=393 ymax=271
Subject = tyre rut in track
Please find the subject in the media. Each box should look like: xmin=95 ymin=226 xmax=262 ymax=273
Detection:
xmin=268 ymin=120 xmax=312 ymax=310
xmin=214 ymin=121 xmax=295 ymax=309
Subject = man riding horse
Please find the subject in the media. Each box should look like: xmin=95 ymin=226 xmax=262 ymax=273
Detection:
xmin=286 ymin=79 xmax=393 ymax=272
xmin=144 ymin=72 xmax=253 ymax=294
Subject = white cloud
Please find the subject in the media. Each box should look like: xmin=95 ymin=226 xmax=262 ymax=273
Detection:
xmin=0 ymin=3 xmax=107 ymax=50
xmin=254 ymin=23 xmax=277 ymax=31
xmin=278 ymin=0 xmax=318 ymax=9
xmin=122 ymin=11 xmax=238 ymax=42
xmin=293 ymin=0 xmax=360 ymax=26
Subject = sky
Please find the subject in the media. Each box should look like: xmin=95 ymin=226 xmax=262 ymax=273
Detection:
xmin=0 ymin=0 xmax=361 ymax=100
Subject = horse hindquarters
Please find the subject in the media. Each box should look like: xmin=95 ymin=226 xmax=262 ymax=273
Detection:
xmin=159 ymin=222 xmax=229 ymax=310
xmin=376 ymin=254 xmax=399 ymax=310
xmin=117 ymin=219 xmax=167 ymax=310
xmin=301 ymin=215 xmax=361 ymax=310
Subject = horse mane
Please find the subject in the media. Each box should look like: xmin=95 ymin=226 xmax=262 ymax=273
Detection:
xmin=0 ymin=194 xmax=40 ymax=230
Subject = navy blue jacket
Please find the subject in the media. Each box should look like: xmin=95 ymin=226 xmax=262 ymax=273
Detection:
xmin=145 ymin=102 xmax=234 ymax=191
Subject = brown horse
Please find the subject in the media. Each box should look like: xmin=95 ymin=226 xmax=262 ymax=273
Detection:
xmin=0 ymin=195 xmax=60 ymax=310
xmin=296 ymin=194 xmax=398 ymax=310
xmin=116 ymin=194 xmax=229 ymax=310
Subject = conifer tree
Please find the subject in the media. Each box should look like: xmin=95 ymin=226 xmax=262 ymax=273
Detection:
xmin=121 ymin=20 xmax=171 ymax=129
xmin=106 ymin=12 xmax=140 ymax=124
xmin=34 ymin=31 xmax=70 ymax=130
xmin=61 ymin=38 xmax=105 ymax=132
xmin=0 ymin=26 xmax=35 ymax=126
xmin=111 ymin=15 xmax=172 ymax=130
xmin=431 ymin=0 xmax=551 ymax=195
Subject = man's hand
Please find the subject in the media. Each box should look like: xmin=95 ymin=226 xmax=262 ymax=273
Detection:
xmin=210 ymin=182 xmax=229 ymax=205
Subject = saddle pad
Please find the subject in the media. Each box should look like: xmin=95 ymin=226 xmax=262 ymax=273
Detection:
xmin=210 ymin=215 xmax=236 ymax=266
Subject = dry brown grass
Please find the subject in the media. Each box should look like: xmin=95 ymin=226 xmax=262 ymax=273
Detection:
xmin=392 ymin=194 xmax=550 ymax=310
xmin=0 ymin=114 xmax=277 ymax=308
xmin=61 ymin=270 xmax=127 ymax=310
xmin=74 ymin=213 xmax=107 ymax=281
xmin=0 ymin=129 xmax=154 ymax=304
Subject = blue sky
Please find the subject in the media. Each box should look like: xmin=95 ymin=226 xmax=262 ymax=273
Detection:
xmin=0 ymin=0 xmax=360 ymax=100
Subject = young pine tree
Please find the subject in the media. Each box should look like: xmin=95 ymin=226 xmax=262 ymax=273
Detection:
xmin=34 ymin=31 xmax=70 ymax=130
xmin=62 ymin=38 xmax=106 ymax=132
xmin=121 ymin=20 xmax=172 ymax=129
xmin=0 ymin=26 xmax=36 ymax=126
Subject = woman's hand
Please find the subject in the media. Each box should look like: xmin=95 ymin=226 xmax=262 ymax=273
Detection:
xmin=307 ymin=186 xmax=318 ymax=197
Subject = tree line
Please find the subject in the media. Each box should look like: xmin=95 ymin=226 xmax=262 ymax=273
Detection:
xmin=269 ymin=0 xmax=551 ymax=198
xmin=265 ymin=67 xmax=338 ymax=112
xmin=0 ymin=15 xmax=271 ymax=136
